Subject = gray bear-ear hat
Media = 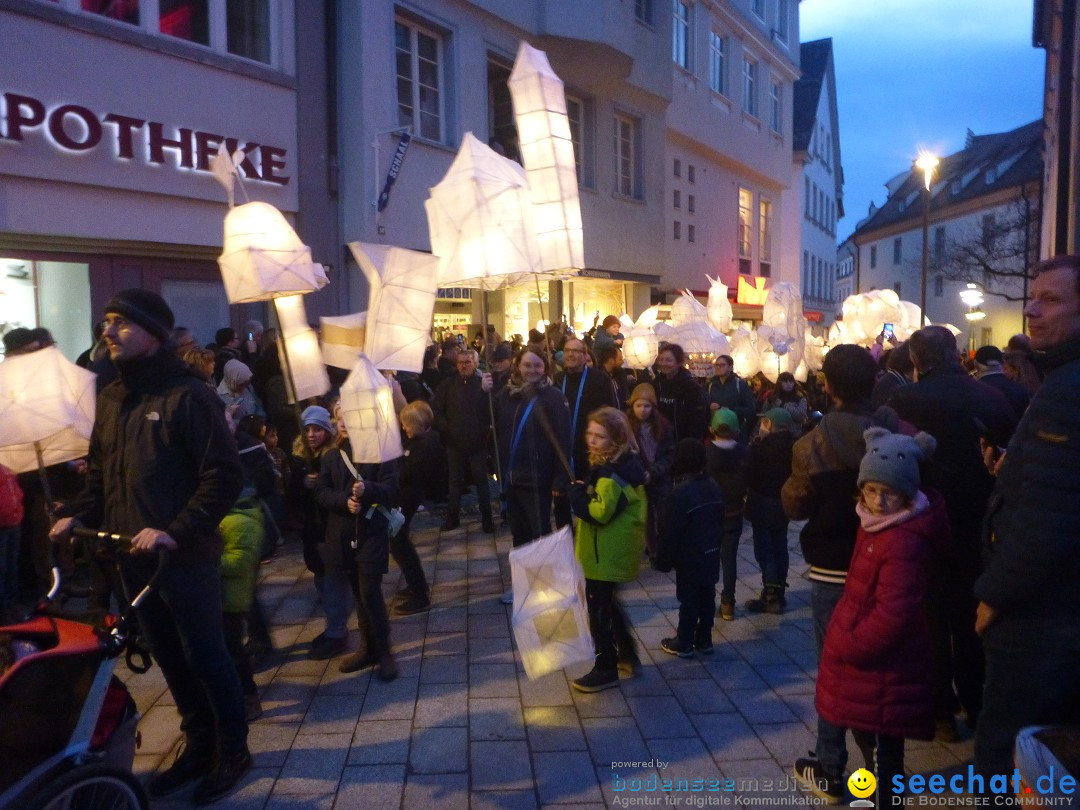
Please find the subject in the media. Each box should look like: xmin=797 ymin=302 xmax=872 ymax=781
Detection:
xmin=858 ymin=427 xmax=937 ymax=499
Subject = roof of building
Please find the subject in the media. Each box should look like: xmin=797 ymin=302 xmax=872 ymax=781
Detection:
xmin=793 ymin=39 xmax=833 ymax=154
xmin=853 ymin=119 xmax=1043 ymax=237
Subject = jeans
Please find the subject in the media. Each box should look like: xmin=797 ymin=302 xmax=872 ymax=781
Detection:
xmin=718 ymin=514 xmax=744 ymax=601
xmin=446 ymin=446 xmax=492 ymax=520
xmin=315 ymin=568 xmax=353 ymax=640
xmin=0 ymin=526 xmax=19 ymax=615
xmin=811 ymin=579 xmax=847 ymax=779
xmin=750 ymin=520 xmax=789 ymax=587
xmin=120 ymin=558 xmax=247 ymax=757
xmin=852 ymin=730 xmax=904 ymax=803
xmin=585 ymin=579 xmax=637 ymax=671
xmin=975 ymin=616 xmax=1080 ymax=779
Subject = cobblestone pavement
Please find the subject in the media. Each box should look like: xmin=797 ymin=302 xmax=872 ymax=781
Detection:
xmin=124 ymin=511 xmax=975 ymax=808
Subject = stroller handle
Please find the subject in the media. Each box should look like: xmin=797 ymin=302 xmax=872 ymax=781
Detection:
xmin=68 ymin=527 xmax=170 ymax=608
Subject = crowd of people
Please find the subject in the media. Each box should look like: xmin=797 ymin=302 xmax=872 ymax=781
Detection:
xmin=0 ymin=253 xmax=1076 ymax=805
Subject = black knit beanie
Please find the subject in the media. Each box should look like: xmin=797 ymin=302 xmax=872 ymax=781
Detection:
xmin=104 ymin=289 xmax=174 ymax=343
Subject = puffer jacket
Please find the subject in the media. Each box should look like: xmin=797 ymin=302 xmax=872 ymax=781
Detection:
xmin=816 ymin=490 xmax=951 ymax=740
xmin=316 ymin=443 xmax=399 ymax=575
xmin=976 ymin=334 xmax=1080 ymax=621
xmin=652 ymin=473 xmax=724 ymax=580
xmin=219 ymin=500 xmax=263 ymax=613
xmin=62 ymin=350 xmax=242 ymax=567
xmin=569 ymin=452 xmax=648 ymax=582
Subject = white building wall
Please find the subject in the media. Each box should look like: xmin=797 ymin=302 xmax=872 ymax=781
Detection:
xmin=799 ymin=74 xmax=840 ymax=321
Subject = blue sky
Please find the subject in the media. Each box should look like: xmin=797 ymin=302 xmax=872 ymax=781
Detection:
xmin=799 ymin=0 xmax=1045 ymax=242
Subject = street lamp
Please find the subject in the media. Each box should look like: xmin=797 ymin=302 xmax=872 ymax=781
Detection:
xmin=915 ymin=152 xmax=939 ymax=324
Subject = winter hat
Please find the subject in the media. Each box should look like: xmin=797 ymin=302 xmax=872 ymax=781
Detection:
xmin=710 ymin=407 xmax=740 ymax=436
xmin=628 ymin=383 xmax=658 ymax=407
xmin=974 ymin=345 xmax=1004 ymax=367
xmin=104 ymin=289 xmax=174 ymax=343
xmin=492 ymin=342 xmax=513 ymax=362
xmin=858 ymin=426 xmax=937 ymax=499
xmin=2 ymin=328 xmax=35 ymax=355
xmin=301 ymin=405 xmax=334 ymax=433
xmin=671 ymin=438 xmax=706 ymax=477
xmin=602 ymin=315 xmax=621 ymax=329
xmin=762 ymin=407 xmax=794 ymax=431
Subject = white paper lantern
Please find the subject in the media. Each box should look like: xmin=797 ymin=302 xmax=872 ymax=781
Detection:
xmin=349 ymin=242 xmax=439 ymax=373
xmin=706 ymin=276 xmax=733 ymax=332
xmin=218 ymin=202 xmax=329 ymax=304
xmin=804 ymin=327 xmax=827 ymax=373
xmin=320 ymin=312 xmax=367 ymax=370
xmin=274 ymin=294 xmax=330 ymax=403
xmin=508 ymin=41 xmax=584 ymax=274
xmin=669 ymin=290 xmax=708 ymax=328
xmin=728 ymin=328 xmax=761 ymax=379
xmin=828 ymin=319 xmax=850 ymax=346
xmin=427 ymin=133 xmax=544 ymax=290
xmin=896 ymin=300 xmax=925 ymax=339
xmin=338 ymin=353 xmax=404 ymax=464
xmin=672 ymin=322 xmax=730 ymax=377
xmin=620 ymin=306 xmax=661 ymax=369
xmin=0 ymin=346 xmax=96 ymax=473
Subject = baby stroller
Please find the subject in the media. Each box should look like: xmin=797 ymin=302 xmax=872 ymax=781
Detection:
xmin=0 ymin=529 xmax=161 ymax=810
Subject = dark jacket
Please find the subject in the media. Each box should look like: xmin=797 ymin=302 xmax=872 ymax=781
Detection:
xmin=817 ymin=491 xmax=951 ymax=740
xmin=976 ymin=335 xmax=1080 ymax=621
xmin=653 ymin=473 xmax=724 ymax=581
xmin=747 ymin=429 xmax=795 ymax=529
xmin=400 ymin=429 xmax=447 ymax=512
xmin=976 ymin=370 xmax=1030 ymax=422
xmin=655 ymin=368 xmax=708 ymax=443
xmin=888 ymin=363 xmax=1017 ymax=556
xmin=316 ymin=443 xmax=399 ymax=575
xmin=704 ymin=439 xmax=750 ymax=518
xmin=782 ymin=407 xmax=888 ymax=583
xmin=64 ymin=350 xmax=243 ymax=567
xmin=494 ymin=380 xmax=572 ymax=492
xmin=554 ymin=366 xmax=616 ymax=477
xmin=706 ymin=374 xmax=757 ymax=431
xmin=433 ymin=371 xmax=491 ymax=453
xmin=632 ymin=418 xmax=676 ymax=506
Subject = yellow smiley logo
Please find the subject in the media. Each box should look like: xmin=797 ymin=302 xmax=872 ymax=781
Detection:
xmin=848 ymin=768 xmax=876 ymax=799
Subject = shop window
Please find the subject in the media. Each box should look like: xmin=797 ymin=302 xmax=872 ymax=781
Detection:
xmin=1 ymin=258 xmax=92 ymax=364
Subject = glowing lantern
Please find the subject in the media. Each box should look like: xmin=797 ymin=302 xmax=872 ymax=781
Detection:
xmin=728 ymin=328 xmax=762 ymax=379
xmin=338 ymin=353 xmax=403 ymax=464
xmin=508 ymin=525 xmax=594 ymax=680
xmin=672 ymin=322 xmax=730 ymax=377
xmin=706 ymin=276 xmax=733 ymax=332
xmin=804 ymin=327 xmax=827 ymax=373
xmin=508 ymin=41 xmax=584 ymax=273
xmin=348 ymin=242 xmax=440 ymax=373
xmin=620 ymin=306 xmax=661 ymax=370
xmin=320 ymin=312 xmax=367 ymax=370
xmin=669 ymin=290 xmax=708 ymax=328
xmin=737 ymin=276 xmax=770 ymax=306
xmin=217 ymin=202 xmax=329 ymax=304
xmin=274 ymin=294 xmax=330 ymax=403
xmin=0 ymin=346 xmax=95 ymax=474
xmin=426 ymin=133 xmax=543 ymax=290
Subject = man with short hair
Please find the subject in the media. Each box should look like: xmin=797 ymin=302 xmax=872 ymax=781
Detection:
xmin=888 ymin=326 xmax=1016 ymax=740
xmin=213 ymin=326 xmax=241 ymax=385
xmin=974 ymin=255 xmax=1080 ymax=778
xmin=594 ymin=344 xmax=629 ymax=410
xmin=433 ymin=349 xmax=494 ymax=533
xmin=51 ymin=289 xmax=249 ymax=804
xmin=784 ymin=343 xmax=892 ymax=803
xmin=972 ymin=344 xmax=1030 ymax=420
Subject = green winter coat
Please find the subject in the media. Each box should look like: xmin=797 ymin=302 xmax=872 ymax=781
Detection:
xmin=219 ymin=500 xmax=263 ymax=613
xmin=569 ymin=453 xmax=648 ymax=582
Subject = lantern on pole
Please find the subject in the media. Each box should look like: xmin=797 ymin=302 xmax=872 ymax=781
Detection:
xmin=320 ymin=312 xmax=367 ymax=370
xmin=348 ymin=242 xmax=440 ymax=373
xmin=337 ymin=353 xmax=403 ymax=464
xmin=217 ymin=202 xmax=329 ymax=305
xmin=508 ymin=41 xmax=584 ymax=274
xmin=274 ymin=294 xmax=330 ymax=403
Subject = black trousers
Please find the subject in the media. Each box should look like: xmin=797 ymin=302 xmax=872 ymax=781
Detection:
xmin=506 ymin=485 xmax=552 ymax=548
xmin=446 ymin=446 xmax=492 ymax=520
xmin=346 ymin=566 xmax=391 ymax=657
xmin=391 ymin=502 xmax=429 ymax=595
xmin=585 ymin=579 xmax=637 ymax=671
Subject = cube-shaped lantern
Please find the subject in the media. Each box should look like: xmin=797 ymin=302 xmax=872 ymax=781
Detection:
xmin=274 ymin=294 xmax=330 ymax=403
xmin=338 ymin=354 xmax=403 ymax=464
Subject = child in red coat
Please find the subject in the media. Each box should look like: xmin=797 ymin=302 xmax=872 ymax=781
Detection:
xmin=812 ymin=427 xmax=950 ymax=805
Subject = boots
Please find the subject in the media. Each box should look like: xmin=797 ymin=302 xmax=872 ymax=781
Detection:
xmin=745 ymin=585 xmax=786 ymax=615
xmin=440 ymin=510 xmax=460 ymax=531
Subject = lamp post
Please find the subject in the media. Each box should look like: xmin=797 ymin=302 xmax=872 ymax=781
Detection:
xmin=915 ymin=153 xmax=939 ymax=324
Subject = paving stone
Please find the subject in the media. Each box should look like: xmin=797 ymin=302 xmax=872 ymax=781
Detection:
xmin=137 ymin=704 xmax=181 ymax=754
xmin=533 ymin=750 xmax=605 ymax=804
xmin=518 ymin=669 xmax=575 ymax=707
xmin=247 ymin=721 xmax=300 ymax=767
xmin=299 ymin=694 xmax=363 ymax=735
xmin=333 ymin=764 xmax=405 ymax=809
xmin=266 ymin=792 xmax=335 ymax=809
xmin=726 ymin=687 xmax=799 ymax=724
xmin=693 ymin=713 xmax=772 ymax=762
xmin=468 ymin=790 xmax=539 ymax=809
xmin=469 ymin=662 xmax=521 ymax=697
xmin=582 ymin=716 xmax=651 ymax=766
xmin=669 ymin=678 xmax=736 ymax=714
xmin=470 ymin=696 xmax=526 ymax=740
xmin=357 ymin=675 xmax=419 ymax=721
xmin=468 ymin=612 xmax=512 ymax=638
xmin=402 ymin=772 xmax=470 ymax=810
xmin=471 ymin=740 xmax=535 ymax=791
xmin=754 ymin=662 xmax=817 ymax=695
xmin=348 ymin=719 xmax=411 ymax=765
xmin=703 ymin=658 xmax=769 ymax=690
xmin=276 ymin=732 xmax=351 ymax=793
xmin=627 ymin=695 xmax=696 ymax=739
xmin=524 ymin=705 xmax=588 ymax=751
xmin=420 ymin=651 xmax=468 ymax=683
xmin=406 ymin=725 xmax=468 ymax=773
xmin=414 ymin=681 xmax=469 ymax=727
xmin=258 ymin=676 xmax=320 ymax=725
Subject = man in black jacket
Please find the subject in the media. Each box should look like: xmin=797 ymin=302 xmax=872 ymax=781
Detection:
xmin=974 ymin=255 xmax=1080 ymax=778
xmin=51 ymin=290 xmax=249 ymax=804
xmin=433 ymin=349 xmax=494 ymax=533
xmin=888 ymin=326 xmax=1017 ymax=741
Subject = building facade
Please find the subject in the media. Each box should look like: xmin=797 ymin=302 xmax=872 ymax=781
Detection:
xmin=0 ymin=0 xmax=338 ymax=359
xmin=849 ymin=121 xmax=1042 ymax=350
xmin=788 ymin=36 xmax=841 ymax=326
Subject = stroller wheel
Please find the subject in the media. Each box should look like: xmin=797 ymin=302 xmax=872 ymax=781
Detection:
xmin=28 ymin=762 xmax=148 ymax=810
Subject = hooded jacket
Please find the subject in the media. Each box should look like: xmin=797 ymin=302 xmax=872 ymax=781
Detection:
xmin=816 ymin=489 xmax=951 ymax=740
xmin=569 ymin=452 xmax=648 ymax=582
xmin=655 ymin=367 xmax=708 ymax=443
xmin=219 ymin=501 xmax=263 ymax=613
xmin=63 ymin=350 xmax=243 ymax=568
xmin=652 ymin=472 xmax=724 ymax=579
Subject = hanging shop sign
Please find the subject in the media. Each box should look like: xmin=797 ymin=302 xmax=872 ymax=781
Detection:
xmin=0 ymin=91 xmax=289 ymax=186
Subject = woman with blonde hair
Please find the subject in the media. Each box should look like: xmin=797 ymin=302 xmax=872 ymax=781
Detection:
xmin=568 ymin=406 xmax=648 ymax=693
